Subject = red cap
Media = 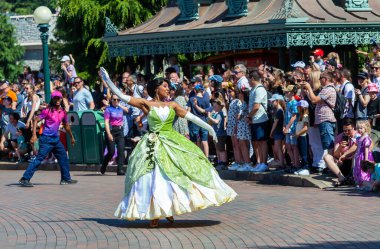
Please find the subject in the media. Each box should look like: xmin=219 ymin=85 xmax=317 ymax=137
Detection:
xmin=313 ymin=48 xmax=324 ymax=57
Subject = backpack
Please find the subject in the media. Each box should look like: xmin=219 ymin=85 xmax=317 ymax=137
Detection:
xmin=324 ymin=85 xmax=345 ymax=120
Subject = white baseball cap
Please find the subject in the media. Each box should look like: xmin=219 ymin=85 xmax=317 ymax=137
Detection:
xmin=60 ymin=55 xmax=70 ymax=62
xmin=291 ymin=61 xmax=306 ymax=69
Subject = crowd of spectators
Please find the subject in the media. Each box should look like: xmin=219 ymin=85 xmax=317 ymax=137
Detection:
xmin=3 ymin=45 xmax=380 ymax=190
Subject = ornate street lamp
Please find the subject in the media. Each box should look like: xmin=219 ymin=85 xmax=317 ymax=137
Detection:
xmin=33 ymin=6 xmax=52 ymax=103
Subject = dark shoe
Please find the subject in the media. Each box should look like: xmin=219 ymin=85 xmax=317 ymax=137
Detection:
xmin=100 ymin=165 xmax=106 ymax=175
xmin=117 ymin=171 xmax=125 ymax=176
xmin=334 ymin=178 xmax=350 ymax=187
xmin=60 ymin=179 xmax=78 ymax=185
xmin=149 ymin=219 xmax=159 ymax=228
xmin=19 ymin=177 xmax=33 ymax=187
xmin=166 ymin=216 xmax=174 ymax=224
xmin=215 ymin=163 xmax=227 ymax=170
xmin=310 ymin=167 xmax=324 ymax=174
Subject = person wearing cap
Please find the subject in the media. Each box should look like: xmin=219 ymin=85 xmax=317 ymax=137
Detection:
xmin=325 ymin=58 xmax=337 ymax=72
xmin=311 ymin=48 xmax=325 ymax=71
xmin=0 ymin=81 xmax=17 ymax=110
xmin=291 ymin=61 xmax=306 ymax=74
xmin=268 ymin=94 xmax=286 ymax=168
xmin=355 ymin=72 xmax=370 ymax=120
xmin=18 ymin=91 xmax=77 ymax=187
xmin=283 ymin=84 xmax=300 ymax=170
xmin=60 ymin=55 xmax=77 ymax=86
xmin=295 ymin=100 xmax=310 ymax=175
xmin=187 ymin=83 xmax=212 ymax=157
xmin=72 ymin=77 xmax=95 ymax=111
xmin=246 ymin=71 xmax=269 ymax=172
xmin=367 ymin=83 xmax=380 ymax=133
xmin=301 ymin=71 xmax=336 ymax=159
xmin=234 ymin=64 xmax=251 ymax=91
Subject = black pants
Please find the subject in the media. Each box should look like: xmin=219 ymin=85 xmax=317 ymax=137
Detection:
xmin=103 ymin=127 xmax=125 ymax=172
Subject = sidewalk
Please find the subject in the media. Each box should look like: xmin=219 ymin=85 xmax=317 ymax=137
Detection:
xmin=0 ymin=161 xmax=336 ymax=189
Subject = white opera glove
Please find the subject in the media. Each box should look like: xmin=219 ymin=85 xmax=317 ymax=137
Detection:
xmin=100 ymin=67 xmax=131 ymax=103
xmin=184 ymin=112 xmax=218 ymax=143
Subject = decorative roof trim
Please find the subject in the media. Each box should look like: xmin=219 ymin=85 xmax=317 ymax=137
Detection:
xmin=177 ymin=0 xmax=199 ymax=21
xmin=105 ymin=23 xmax=380 ymax=57
xmin=225 ymin=0 xmax=249 ymax=18
xmin=345 ymin=0 xmax=372 ymax=12
xmin=104 ymin=17 xmax=118 ymax=37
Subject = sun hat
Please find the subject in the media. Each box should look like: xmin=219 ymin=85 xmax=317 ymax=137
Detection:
xmin=51 ymin=91 xmax=63 ymax=98
xmin=297 ymin=100 xmax=309 ymax=108
xmin=60 ymin=55 xmax=70 ymax=62
xmin=194 ymin=84 xmax=204 ymax=91
xmin=268 ymin=94 xmax=285 ymax=101
xmin=367 ymin=83 xmax=379 ymax=93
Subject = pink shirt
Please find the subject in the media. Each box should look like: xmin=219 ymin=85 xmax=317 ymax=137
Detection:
xmin=39 ymin=107 xmax=67 ymax=136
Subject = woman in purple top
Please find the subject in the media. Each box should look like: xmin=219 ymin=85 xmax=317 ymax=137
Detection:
xmin=101 ymin=93 xmax=130 ymax=175
xmin=18 ymin=91 xmax=77 ymax=187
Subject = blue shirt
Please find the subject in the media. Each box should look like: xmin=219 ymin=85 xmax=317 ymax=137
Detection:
xmin=187 ymin=93 xmax=212 ymax=121
xmin=285 ymin=99 xmax=299 ymax=134
xmin=212 ymin=111 xmax=227 ymax=137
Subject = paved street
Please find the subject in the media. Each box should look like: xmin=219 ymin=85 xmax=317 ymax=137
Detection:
xmin=1 ymin=170 xmax=380 ymax=249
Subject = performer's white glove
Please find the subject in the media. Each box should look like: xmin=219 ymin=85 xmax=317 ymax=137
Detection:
xmin=185 ymin=112 xmax=218 ymax=143
xmin=100 ymin=67 xmax=131 ymax=103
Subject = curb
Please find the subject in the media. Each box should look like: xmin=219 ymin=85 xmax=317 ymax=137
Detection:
xmin=0 ymin=162 xmax=334 ymax=189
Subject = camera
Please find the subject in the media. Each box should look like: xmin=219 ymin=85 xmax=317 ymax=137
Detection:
xmin=342 ymin=135 xmax=349 ymax=143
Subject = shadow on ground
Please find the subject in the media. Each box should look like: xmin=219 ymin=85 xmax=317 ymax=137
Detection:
xmin=324 ymin=186 xmax=380 ymax=198
xmin=80 ymin=217 xmax=221 ymax=229
xmin=256 ymin=240 xmax=380 ymax=249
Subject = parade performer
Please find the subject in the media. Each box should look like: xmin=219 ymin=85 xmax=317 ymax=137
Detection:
xmin=100 ymin=68 xmax=237 ymax=228
xmin=18 ymin=91 xmax=77 ymax=187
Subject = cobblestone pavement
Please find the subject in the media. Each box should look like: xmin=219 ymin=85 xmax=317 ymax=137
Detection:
xmin=1 ymin=170 xmax=380 ymax=249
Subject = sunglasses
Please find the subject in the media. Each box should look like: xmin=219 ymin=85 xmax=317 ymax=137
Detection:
xmin=372 ymin=67 xmax=380 ymax=70
xmin=74 ymin=80 xmax=82 ymax=84
xmin=112 ymin=98 xmax=120 ymax=102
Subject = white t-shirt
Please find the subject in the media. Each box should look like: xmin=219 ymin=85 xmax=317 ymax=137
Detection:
xmin=237 ymin=76 xmax=251 ymax=91
xmin=341 ymin=80 xmax=355 ymax=119
xmin=248 ymin=84 xmax=268 ymax=124
xmin=296 ymin=114 xmax=309 ymax=136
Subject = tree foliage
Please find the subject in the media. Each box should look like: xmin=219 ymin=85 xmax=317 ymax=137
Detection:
xmin=0 ymin=14 xmax=24 ymax=81
xmin=53 ymin=0 xmax=168 ymax=83
xmin=2 ymin=0 xmax=57 ymax=15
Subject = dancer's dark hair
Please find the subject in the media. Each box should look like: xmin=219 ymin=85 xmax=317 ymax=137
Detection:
xmin=147 ymin=78 xmax=169 ymax=98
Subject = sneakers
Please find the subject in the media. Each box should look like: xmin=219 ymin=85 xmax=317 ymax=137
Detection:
xmin=28 ymin=156 xmax=36 ymax=162
xmin=228 ymin=163 xmax=241 ymax=171
xmin=19 ymin=177 xmax=33 ymax=187
xmin=236 ymin=163 xmax=254 ymax=172
xmin=117 ymin=171 xmax=126 ymax=176
xmin=267 ymin=157 xmax=274 ymax=164
xmin=252 ymin=163 xmax=268 ymax=172
xmin=100 ymin=165 xmax=107 ymax=175
xmin=60 ymin=179 xmax=78 ymax=185
xmin=295 ymin=168 xmax=310 ymax=176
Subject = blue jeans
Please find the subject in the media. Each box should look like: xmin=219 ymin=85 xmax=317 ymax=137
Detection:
xmin=318 ymin=121 xmax=335 ymax=150
xmin=297 ymin=135 xmax=309 ymax=168
xmin=23 ymin=135 xmax=71 ymax=181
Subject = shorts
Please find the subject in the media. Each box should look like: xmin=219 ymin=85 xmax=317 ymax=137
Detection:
xmin=285 ymin=134 xmax=297 ymax=145
xmin=251 ymin=121 xmax=269 ymax=141
xmin=318 ymin=121 xmax=335 ymax=150
xmin=216 ymin=136 xmax=227 ymax=151
xmin=189 ymin=122 xmax=209 ymax=142
xmin=273 ymin=132 xmax=285 ymax=141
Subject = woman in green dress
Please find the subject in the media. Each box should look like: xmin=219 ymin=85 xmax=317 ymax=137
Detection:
xmin=100 ymin=68 xmax=237 ymax=228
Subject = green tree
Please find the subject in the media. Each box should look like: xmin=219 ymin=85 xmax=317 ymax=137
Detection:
xmin=53 ymin=0 xmax=167 ymax=83
xmin=3 ymin=0 xmax=57 ymax=15
xmin=0 ymin=14 xmax=24 ymax=81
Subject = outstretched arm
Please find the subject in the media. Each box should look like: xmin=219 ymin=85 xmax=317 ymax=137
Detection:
xmin=99 ymin=67 xmax=147 ymax=112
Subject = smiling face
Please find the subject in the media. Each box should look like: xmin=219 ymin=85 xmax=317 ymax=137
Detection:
xmin=156 ymin=81 xmax=170 ymax=100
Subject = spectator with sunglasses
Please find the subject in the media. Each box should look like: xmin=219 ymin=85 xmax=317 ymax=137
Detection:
xmin=101 ymin=93 xmax=129 ymax=176
xmin=72 ymin=77 xmax=94 ymax=111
